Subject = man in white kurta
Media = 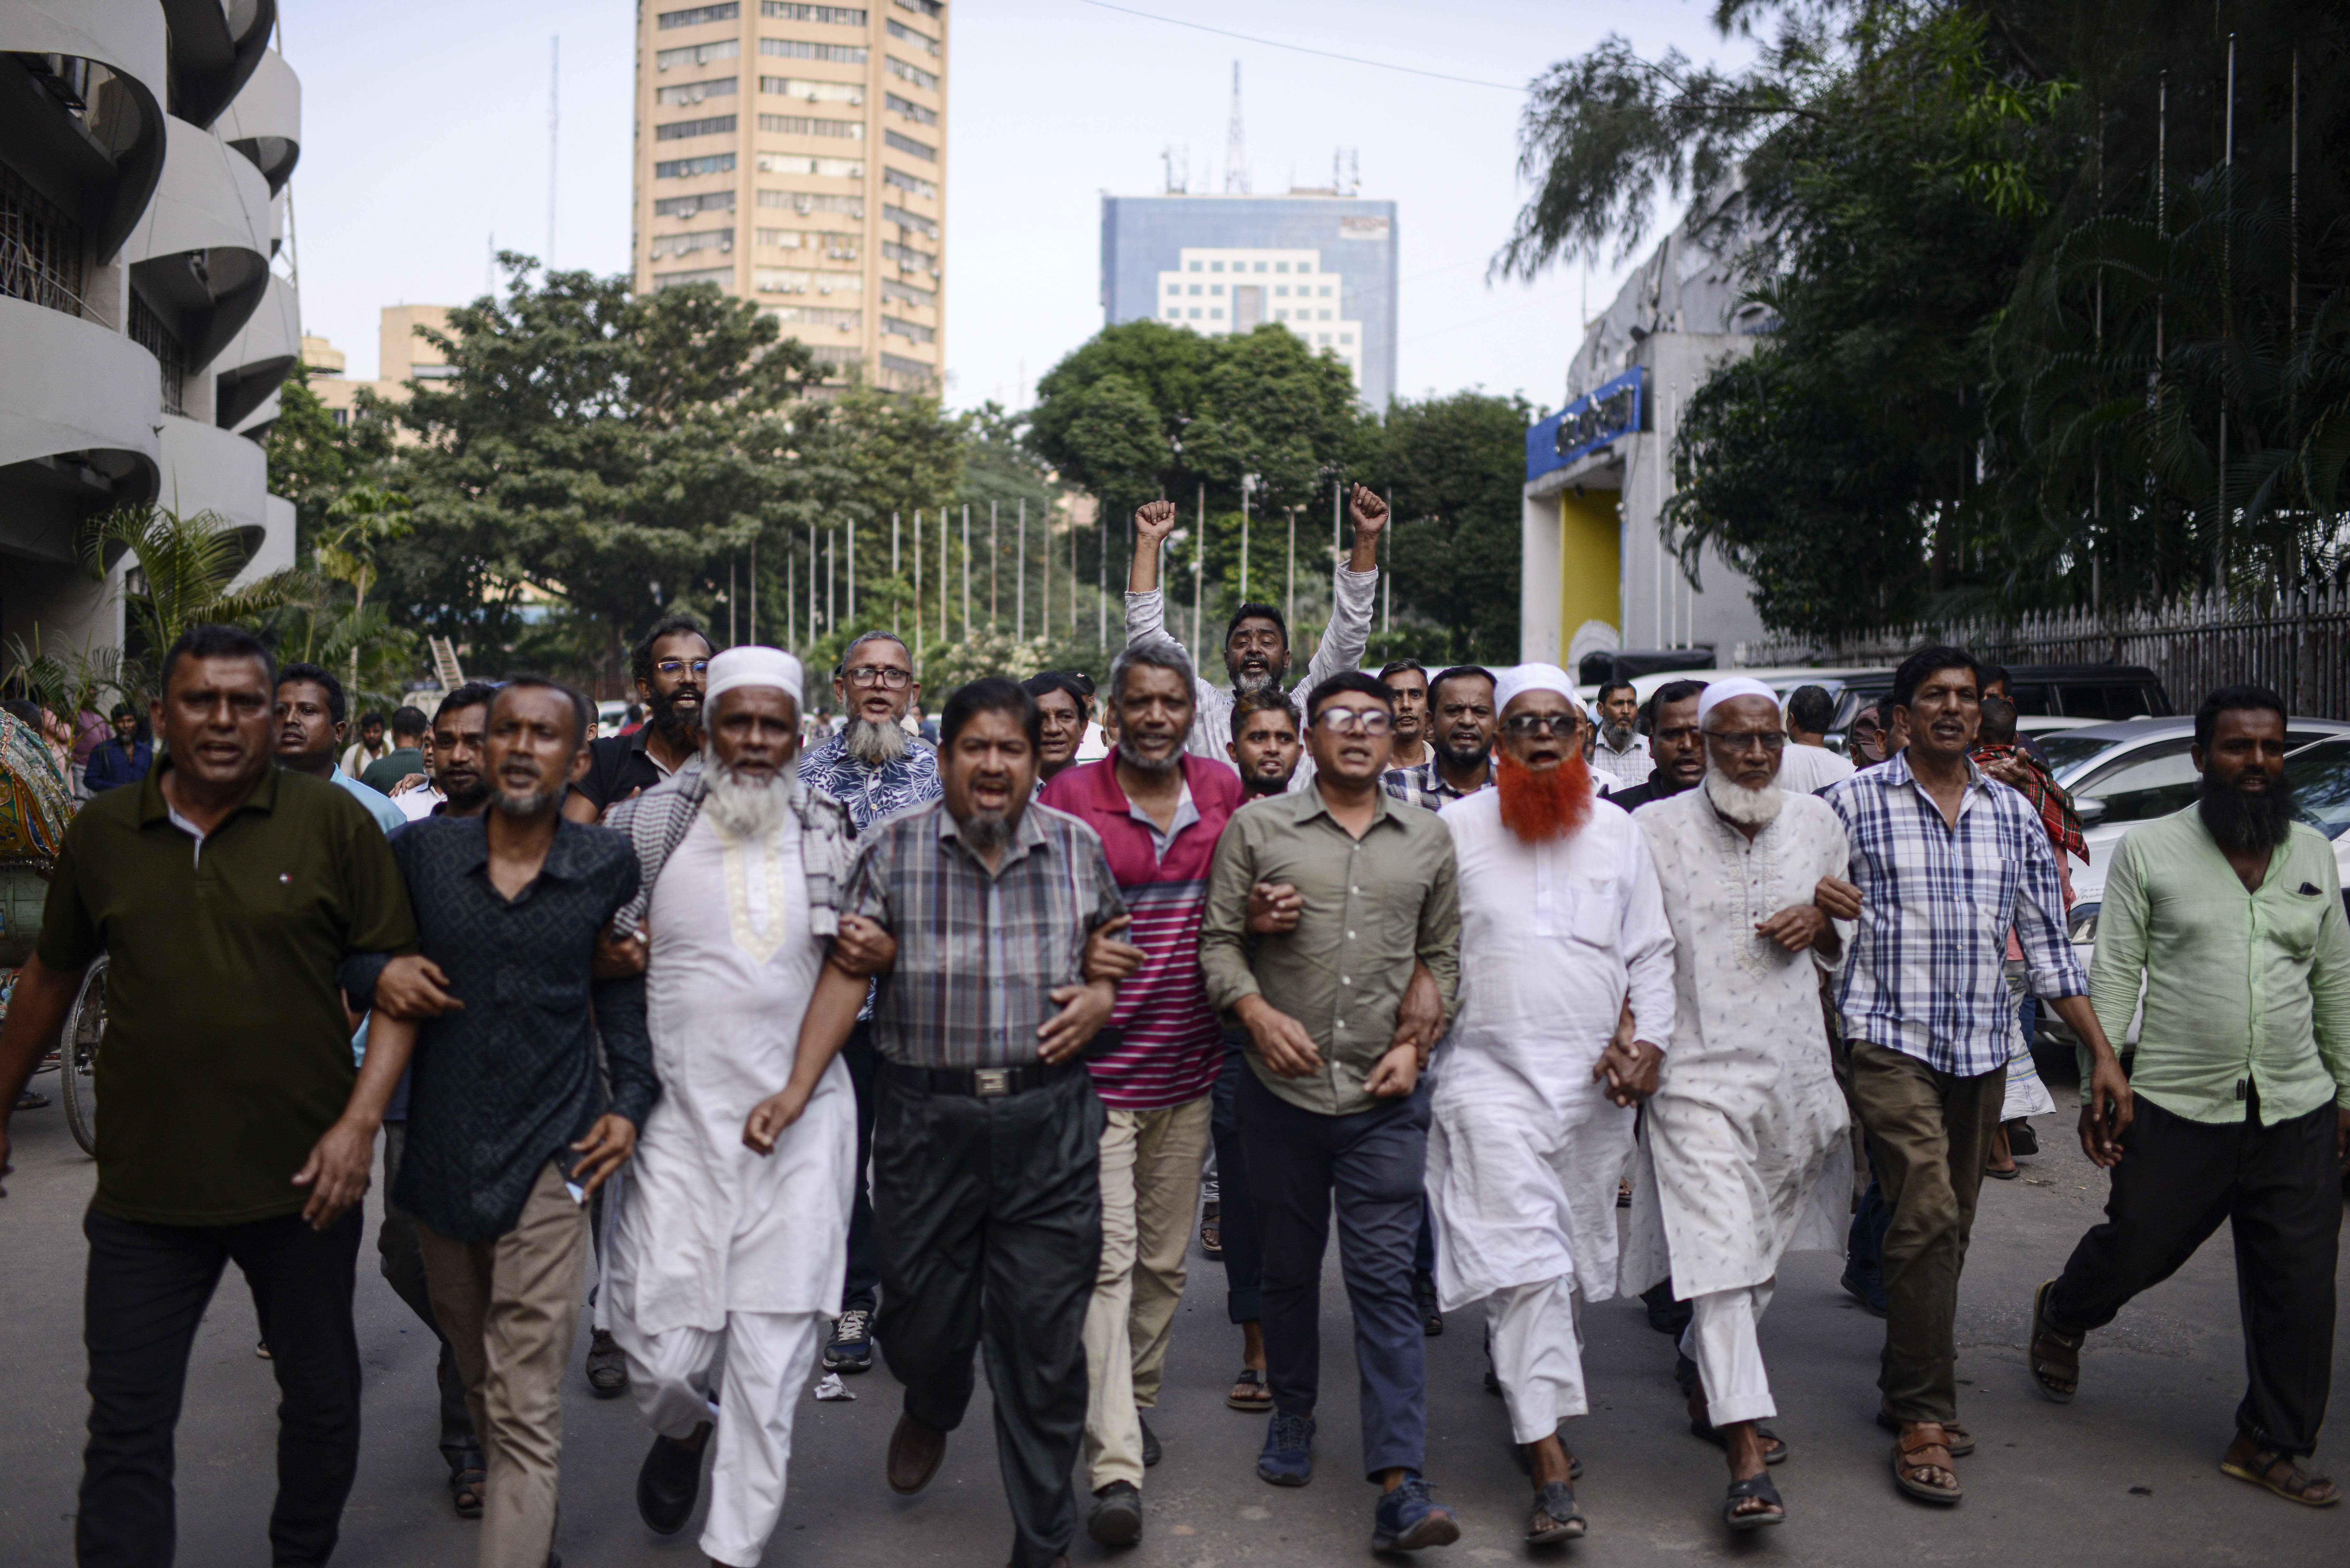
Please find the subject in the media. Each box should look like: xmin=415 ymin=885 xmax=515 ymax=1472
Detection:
xmin=1424 ymin=665 xmax=1676 ymax=1545
xmin=1623 ymin=676 xmax=1856 ymax=1531
xmin=603 ymin=649 xmax=859 ymax=1568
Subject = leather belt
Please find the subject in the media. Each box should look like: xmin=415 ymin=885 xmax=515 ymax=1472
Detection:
xmin=883 ymin=1057 xmax=1085 ymax=1099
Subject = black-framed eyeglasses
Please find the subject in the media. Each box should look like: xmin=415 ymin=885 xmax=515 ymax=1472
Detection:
xmin=1314 ymin=708 xmax=1393 ymax=736
xmin=1501 ymin=713 xmax=1581 ymax=738
xmin=653 ymin=659 xmax=710 ymax=678
xmin=1704 ymin=728 xmax=1787 ymax=752
xmin=845 ymin=664 xmax=913 ymax=690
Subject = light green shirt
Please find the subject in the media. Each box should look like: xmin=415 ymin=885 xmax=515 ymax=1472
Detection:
xmin=2088 ymin=807 xmax=2350 ymax=1124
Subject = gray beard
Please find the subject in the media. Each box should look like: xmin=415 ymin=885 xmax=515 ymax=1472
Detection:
xmin=1600 ymin=719 xmax=1637 ymax=752
xmin=1229 ymin=666 xmax=1279 ymax=697
xmin=703 ymin=752 xmax=792 ymax=841
xmin=491 ymin=784 xmax=562 ymax=819
xmin=1703 ymin=765 xmax=1785 ymax=827
xmin=958 ymin=808 xmax=1012 ymax=853
xmin=843 ymin=714 xmax=908 ymax=767
xmin=1116 ymin=736 xmax=1182 ymax=776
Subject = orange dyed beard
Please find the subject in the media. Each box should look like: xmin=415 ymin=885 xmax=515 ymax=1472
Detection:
xmin=1496 ymin=749 xmax=1594 ymax=843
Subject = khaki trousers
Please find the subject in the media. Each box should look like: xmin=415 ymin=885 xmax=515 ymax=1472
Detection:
xmin=416 ymin=1159 xmax=590 ymax=1568
xmin=1846 ymin=1041 xmax=2004 ymax=1425
xmin=1082 ymin=1096 xmax=1212 ymax=1490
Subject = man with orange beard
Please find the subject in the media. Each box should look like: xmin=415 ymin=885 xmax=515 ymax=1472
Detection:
xmin=1423 ymin=664 xmax=1676 ymax=1546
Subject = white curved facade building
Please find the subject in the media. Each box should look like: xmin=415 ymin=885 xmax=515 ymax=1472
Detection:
xmin=0 ymin=0 xmax=299 ymax=658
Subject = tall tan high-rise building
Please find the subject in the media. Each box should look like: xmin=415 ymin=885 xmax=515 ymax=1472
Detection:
xmin=633 ymin=1 xmax=947 ymax=394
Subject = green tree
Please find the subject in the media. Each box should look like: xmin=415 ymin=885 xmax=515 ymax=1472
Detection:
xmin=1370 ymin=391 xmax=1538 ymax=665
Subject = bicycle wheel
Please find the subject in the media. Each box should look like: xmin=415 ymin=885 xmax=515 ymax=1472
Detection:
xmin=58 ymin=955 xmax=105 ymax=1156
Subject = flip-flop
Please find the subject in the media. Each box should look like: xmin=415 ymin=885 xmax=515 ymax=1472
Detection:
xmin=1892 ymin=1426 xmax=1963 ymax=1504
xmin=1876 ymin=1408 xmax=1974 ymax=1456
xmin=1724 ymin=1471 xmax=1785 ymax=1531
xmin=2027 ymin=1278 xmax=2081 ymax=1404
xmin=1226 ymin=1367 xmax=1272 ymax=1411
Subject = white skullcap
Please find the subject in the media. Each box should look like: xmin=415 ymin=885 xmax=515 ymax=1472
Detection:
xmin=704 ymin=646 xmax=804 ymax=708
xmin=1694 ymin=676 xmax=1778 ymax=727
xmin=1492 ymin=662 xmax=1586 ymax=716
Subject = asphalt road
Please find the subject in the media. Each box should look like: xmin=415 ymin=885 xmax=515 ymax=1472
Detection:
xmin=3 ymin=1068 xmax=2345 ymax=1568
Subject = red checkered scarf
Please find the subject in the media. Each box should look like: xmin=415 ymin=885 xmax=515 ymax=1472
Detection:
xmin=1971 ymin=743 xmax=2087 ymax=863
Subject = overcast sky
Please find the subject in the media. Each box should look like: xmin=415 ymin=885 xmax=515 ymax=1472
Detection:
xmin=288 ymin=0 xmax=1753 ymax=415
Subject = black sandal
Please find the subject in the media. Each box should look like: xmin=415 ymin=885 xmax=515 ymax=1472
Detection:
xmin=1200 ymin=1201 xmax=1222 ymax=1257
xmin=450 ymin=1464 xmax=486 ymax=1519
xmin=2027 ymin=1278 xmax=2081 ymax=1404
xmin=1724 ymin=1472 xmax=1785 ymax=1530
xmin=1226 ymin=1367 xmax=1271 ymax=1411
xmin=2220 ymin=1443 xmax=2342 ymax=1507
xmin=1690 ymin=1415 xmax=1788 ymax=1464
xmin=1526 ymin=1480 xmax=1586 ymax=1543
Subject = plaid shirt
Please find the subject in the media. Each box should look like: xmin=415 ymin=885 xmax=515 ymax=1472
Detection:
xmin=848 ymin=799 xmax=1128 ymax=1069
xmin=1825 ymin=751 xmax=2087 ymax=1077
xmin=1380 ymin=757 xmax=1490 ymax=813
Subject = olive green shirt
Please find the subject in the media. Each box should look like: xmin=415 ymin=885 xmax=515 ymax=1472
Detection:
xmin=37 ymin=765 xmax=416 ymax=1225
xmin=1201 ymin=784 xmax=1460 ymax=1116
xmin=2088 ymin=807 xmax=2350 ymax=1125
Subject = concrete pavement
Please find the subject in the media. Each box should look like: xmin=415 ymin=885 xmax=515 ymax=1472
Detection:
xmin=2 ymin=1071 xmax=2344 ymax=1568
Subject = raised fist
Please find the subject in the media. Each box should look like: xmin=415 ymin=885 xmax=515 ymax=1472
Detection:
xmin=1133 ymin=499 xmax=1178 ymax=545
xmin=1347 ymin=483 xmax=1388 ymax=539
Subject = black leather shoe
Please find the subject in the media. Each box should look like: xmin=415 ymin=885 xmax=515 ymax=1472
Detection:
xmin=1088 ymin=1481 xmax=1143 ymax=1546
xmin=888 ymin=1413 xmax=947 ymax=1495
xmin=635 ymin=1423 xmax=708 ymax=1535
xmin=1140 ymin=1414 xmax=1161 ymax=1467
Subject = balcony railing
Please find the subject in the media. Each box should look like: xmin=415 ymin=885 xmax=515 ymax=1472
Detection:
xmin=0 ymin=163 xmax=89 ymax=317
xmin=129 ymin=288 xmax=186 ymax=416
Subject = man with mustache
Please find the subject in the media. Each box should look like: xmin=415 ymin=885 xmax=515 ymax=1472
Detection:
xmin=393 ymin=684 xmax=498 ymax=822
xmin=794 ymin=628 xmax=944 ymax=1375
xmin=1624 ymin=677 xmax=1860 ymax=1532
xmin=1587 ymin=680 xmax=1650 ymax=795
xmin=1038 ymin=643 xmax=1243 ymax=1545
xmin=274 ymin=662 xmax=407 ymax=834
xmin=1421 ymin=665 xmax=1674 ymax=1546
xmin=597 ymin=648 xmax=869 ymax=1564
xmin=1126 ymin=487 xmax=1388 ymax=787
xmin=369 ymin=676 xmax=656 ymax=1568
xmin=1604 ymin=680 xmax=1709 ymax=811
xmin=747 ymin=676 xmax=1125 ymax=1568
xmin=1379 ymin=660 xmax=1434 ymax=773
xmin=1023 ymin=670 xmax=1096 ymax=791
xmin=2028 ymin=685 xmax=2350 ymax=1508
xmin=1383 ymin=666 xmax=1496 ymax=811
xmin=567 ymin=615 xmax=715 ymax=823
xmin=1823 ymin=646 xmax=2127 ymax=1507
xmin=1200 ymin=671 xmax=1461 ymax=1551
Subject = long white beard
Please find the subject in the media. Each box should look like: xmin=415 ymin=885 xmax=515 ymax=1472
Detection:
xmin=1704 ymin=765 xmax=1785 ymax=828
xmin=842 ymin=714 xmax=908 ymax=767
xmin=703 ymin=753 xmax=792 ymax=841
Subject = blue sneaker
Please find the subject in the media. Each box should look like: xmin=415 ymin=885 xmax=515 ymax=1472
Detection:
xmin=1257 ymin=1413 xmax=1315 ymax=1486
xmin=1373 ymin=1474 xmax=1460 ymax=1551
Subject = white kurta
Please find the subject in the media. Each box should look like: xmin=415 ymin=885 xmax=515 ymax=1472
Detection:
xmin=1424 ymin=792 xmax=1678 ymax=1312
xmin=610 ymin=811 xmax=855 ymax=1338
xmin=1622 ymin=788 xmax=1854 ymax=1300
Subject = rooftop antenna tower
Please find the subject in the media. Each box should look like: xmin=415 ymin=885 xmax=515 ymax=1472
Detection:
xmin=1162 ymin=144 xmax=1190 ymax=194
xmin=1223 ymin=61 xmax=1249 ymax=194
xmin=546 ymin=36 xmax=559 ymax=267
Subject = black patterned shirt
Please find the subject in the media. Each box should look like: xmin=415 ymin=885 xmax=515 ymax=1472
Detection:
xmin=387 ymin=815 xmax=656 ymax=1241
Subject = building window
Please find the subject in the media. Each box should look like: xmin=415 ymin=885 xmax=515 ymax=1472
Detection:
xmin=1319 ymin=309 xmax=1332 ymax=320
xmin=881 ymin=238 xmax=938 ymax=275
xmin=1275 ymin=261 xmax=1288 ymax=273
xmin=1187 ymin=308 xmax=1200 ymax=319
xmin=1274 ymin=285 xmax=1287 ymax=297
xmin=757 ymin=153 xmax=863 ymax=177
xmin=649 ymin=227 xmax=734 ymax=260
xmin=1253 ymin=261 xmax=1267 ymax=271
xmin=1186 ymin=284 xmax=1200 ymax=296
xmin=659 ymin=3 xmax=740 ymax=27
xmin=760 ymin=189 xmax=863 ymax=216
xmin=764 ymin=301 xmax=864 ymax=332
xmin=885 ymin=56 xmax=939 ymax=92
xmin=882 ymin=201 xmax=936 ymax=236
xmin=1317 ymin=333 xmax=1330 ymax=344
xmin=128 ymin=289 xmax=184 ymax=416
xmin=1274 ymin=308 xmax=1287 ymax=320
xmin=754 ymin=230 xmax=860 ymax=262
xmin=884 ymin=92 xmax=936 ymax=125
xmin=656 ymin=39 xmax=741 ymax=69
xmin=883 ymin=277 xmax=935 ymax=309
xmin=657 ymin=114 xmax=738 ymax=140
xmin=883 ymin=165 xmax=936 ymax=200
xmin=653 ymin=265 xmax=736 ymax=290
xmin=1209 ymin=261 xmax=1223 ymax=272
xmin=1163 ymin=307 xmax=1179 ymax=319
xmin=1339 ymin=333 xmax=1354 ymax=344
xmin=654 ymin=191 xmax=736 ymax=218
xmin=656 ymin=76 xmax=738 ymax=107
xmin=1210 ymin=308 xmax=1224 ymax=320
xmin=1318 ymin=285 xmax=1331 ymax=297
xmin=878 ymin=351 xmax=932 ymax=382
xmin=882 ymin=313 xmax=934 ymax=343
xmin=893 ymin=0 xmax=942 ymax=16
xmin=883 ymin=130 xmax=935 ymax=161
xmin=1187 ymin=261 xmax=1201 ymax=272
xmin=1210 ymin=284 xmax=1223 ymax=296
xmin=761 ymin=38 xmax=868 ymax=62
xmin=759 ymin=113 xmax=864 ymax=138
xmin=655 ymin=152 xmax=739 ymax=178
xmin=884 ymin=18 xmax=940 ymax=55
xmin=0 ymin=163 xmax=87 ymax=317
xmin=762 ymin=2 xmax=868 ymax=20
xmin=762 ymin=77 xmax=863 ymax=104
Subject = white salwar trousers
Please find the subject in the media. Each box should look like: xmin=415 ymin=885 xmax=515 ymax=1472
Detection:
xmin=610 ymin=1308 xmax=827 ymax=1567
xmin=1485 ymin=1277 xmax=1587 ymax=1445
xmin=1677 ymin=1283 xmax=1776 ymax=1428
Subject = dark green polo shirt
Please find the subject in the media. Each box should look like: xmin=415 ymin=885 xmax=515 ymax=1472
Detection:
xmin=37 ymin=765 xmax=416 ymax=1226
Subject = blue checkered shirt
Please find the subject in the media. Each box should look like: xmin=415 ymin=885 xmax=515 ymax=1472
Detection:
xmin=1824 ymin=751 xmax=2087 ymax=1077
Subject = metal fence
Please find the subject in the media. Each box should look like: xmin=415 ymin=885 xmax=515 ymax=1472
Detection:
xmin=1734 ymin=584 xmax=2350 ymax=718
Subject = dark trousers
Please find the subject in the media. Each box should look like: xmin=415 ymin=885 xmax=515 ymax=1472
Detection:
xmin=2049 ymin=1091 xmax=2341 ymax=1456
xmin=873 ymin=1065 xmax=1103 ymax=1568
xmin=1209 ymin=1032 xmax=1263 ymax=1323
xmin=1240 ymin=1068 xmax=1430 ymax=1479
xmin=840 ymin=1021 xmax=881 ymax=1314
xmin=80 ymin=1205 xmax=363 ymax=1568
xmin=378 ymin=1122 xmax=479 ymax=1473
xmin=1847 ymin=1041 xmax=2005 ymax=1424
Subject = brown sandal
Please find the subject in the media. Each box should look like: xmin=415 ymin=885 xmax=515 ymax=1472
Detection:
xmin=1876 ymin=1408 xmax=1973 ymax=1456
xmin=1892 ymin=1423 xmax=1963 ymax=1504
xmin=2028 ymin=1278 xmax=2082 ymax=1404
xmin=2220 ymin=1442 xmax=2341 ymax=1507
